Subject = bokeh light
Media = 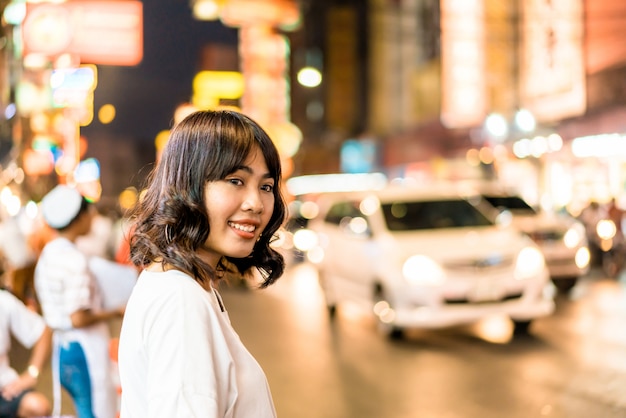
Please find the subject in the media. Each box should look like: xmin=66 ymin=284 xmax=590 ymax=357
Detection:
xmin=98 ymin=104 xmax=116 ymax=124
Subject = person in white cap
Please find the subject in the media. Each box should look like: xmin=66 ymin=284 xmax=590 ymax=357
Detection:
xmin=118 ymin=110 xmax=286 ymax=418
xmin=0 ymin=288 xmax=52 ymax=418
xmin=34 ymin=185 xmax=124 ymax=418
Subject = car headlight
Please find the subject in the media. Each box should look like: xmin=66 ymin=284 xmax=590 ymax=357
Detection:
xmin=575 ymin=247 xmax=590 ymax=269
xmin=596 ymin=219 xmax=616 ymax=240
xmin=293 ymin=228 xmax=318 ymax=252
xmin=563 ymin=224 xmax=584 ymax=248
xmin=402 ymin=255 xmax=445 ymax=286
xmin=514 ymin=246 xmax=545 ymax=280
xmin=307 ymin=245 xmax=325 ymax=264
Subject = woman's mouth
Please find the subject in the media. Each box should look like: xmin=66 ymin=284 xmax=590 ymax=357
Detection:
xmin=229 ymin=221 xmax=257 ymax=238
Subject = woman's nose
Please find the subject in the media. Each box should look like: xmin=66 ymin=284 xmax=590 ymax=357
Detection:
xmin=242 ymin=189 xmax=264 ymax=213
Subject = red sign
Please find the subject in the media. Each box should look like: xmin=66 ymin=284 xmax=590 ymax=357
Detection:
xmin=22 ymin=1 xmax=143 ymax=66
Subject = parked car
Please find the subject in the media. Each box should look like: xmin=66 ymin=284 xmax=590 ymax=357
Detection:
xmin=270 ymin=199 xmax=321 ymax=266
xmin=477 ymin=191 xmax=590 ymax=292
xmin=306 ymin=185 xmax=555 ymax=339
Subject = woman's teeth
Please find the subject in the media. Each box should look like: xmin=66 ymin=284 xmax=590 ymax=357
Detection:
xmin=229 ymin=222 xmax=256 ymax=233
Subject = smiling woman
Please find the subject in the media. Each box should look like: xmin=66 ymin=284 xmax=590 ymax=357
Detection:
xmin=118 ymin=109 xmax=287 ymax=418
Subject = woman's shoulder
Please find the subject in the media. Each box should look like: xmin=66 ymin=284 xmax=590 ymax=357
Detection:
xmin=130 ymin=269 xmax=214 ymax=319
xmin=136 ymin=269 xmax=208 ymax=300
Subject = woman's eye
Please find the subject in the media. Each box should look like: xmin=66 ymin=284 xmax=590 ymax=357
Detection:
xmin=261 ymin=184 xmax=274 ymax=193
xmin=228 ymin=178 xmax=243 ymax=186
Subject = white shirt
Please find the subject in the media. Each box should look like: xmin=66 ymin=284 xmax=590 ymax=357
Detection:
xmin=34 ymin=237 xmax=103 ymax=331
xmin=35 ymin=237 xmax=117 ymax=418
xmin=0 ymin=290 xmax=46 ymax=388
xmin=118 ymin=269 xmax=277 ymax=418
xmin=0 ymin=216 xmax=36 ymax=269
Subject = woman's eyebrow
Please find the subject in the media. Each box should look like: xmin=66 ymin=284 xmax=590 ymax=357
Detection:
xmin=234 ymin=165 xmax=273 ymax=179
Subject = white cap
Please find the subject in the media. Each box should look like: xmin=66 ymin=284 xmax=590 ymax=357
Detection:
xmin=41 ymin=185 xmax=84 ymax=229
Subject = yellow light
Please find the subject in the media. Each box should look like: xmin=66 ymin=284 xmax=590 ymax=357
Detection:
xmin=155 ymin=130 xmax=170 ymax=152
xmin=174 ymin=103 xmax=198 ymax=125
xmin=98 ymin=104 xmax=116 ymax=124
xmin=30 ymin=112 xmax=50 ymax=132
xmin=575 ymin=247 xmax=590 ymax=269
xmin=265 ymin=121 xmax=302 ymax=158
xmin=192 ymin=0 xmax=222 ymax=20
xmin=119 ymin=187 xmax=138 ymax=210
xmin=193 ymin=71 xmax=244 ymax=100
xmin=479 ymin=146 xmax=494 ymax=164
xmin=596 ymin=219 xmax=616 ymax=241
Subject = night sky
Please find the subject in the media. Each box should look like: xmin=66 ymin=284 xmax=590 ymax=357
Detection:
xmin=81 ymin=1 xmax=238 ymax=144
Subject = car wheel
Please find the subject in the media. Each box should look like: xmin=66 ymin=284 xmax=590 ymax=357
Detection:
xmin=552 ymin=277 xmax=577 ymax=293
xmin=317 ymin=270 xmax=337 ymax=319
xmin=373 ymin=285 xmax=404 ymax=340
xmin=512 ymin=320 xmax=532 ymax=335
xmin=387 ymin=327 xmax=405 ymax=340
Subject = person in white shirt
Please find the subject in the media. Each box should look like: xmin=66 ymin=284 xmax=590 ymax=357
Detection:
xmin=0 ymin=289 xmax=51 ymax=418
xmin=34 ymin=185 xmax=124 ymax=418
xmin=118 ymin=110 xmax=287 ymax=418
xmin=0 ymin=212 xmax=38 ymax=307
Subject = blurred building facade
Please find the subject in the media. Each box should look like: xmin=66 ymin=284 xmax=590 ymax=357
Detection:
xmin=289 ymin=0 xmax=626 ymax=211
xmin=2 ymin=0 xmax=626 ymax=215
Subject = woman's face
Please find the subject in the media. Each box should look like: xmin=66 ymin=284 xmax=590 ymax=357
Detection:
xmin=202 ymin=146 xmax=275 ymax=266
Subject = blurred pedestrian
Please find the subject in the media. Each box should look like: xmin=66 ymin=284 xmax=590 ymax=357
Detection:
xmin=579 ymin=200 xmax=604 ymax=243
xmin=0 ymin=211 xmax=38 ymax=309
xmin=76 ymin=208 xmax=116 ymax=259
xmin=118 ymin=110 xmax=287 ymax=417
xmin=0 ymin=288 xmax=52 ymax=418
xmin=34 ymin=185 xmax=124 ymax=418
xmin=607 ymin=198 xmax=625 ymax=239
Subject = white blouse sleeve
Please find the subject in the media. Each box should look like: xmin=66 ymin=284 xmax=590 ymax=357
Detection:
xmin=143 ymin=283 xmax=236 ymax=418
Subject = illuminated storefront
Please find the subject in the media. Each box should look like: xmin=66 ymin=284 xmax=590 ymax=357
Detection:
xmin=380 ymin=0 xmax=626 ymax=212
xmin=2 ymin=0 xmax=143 ymax=203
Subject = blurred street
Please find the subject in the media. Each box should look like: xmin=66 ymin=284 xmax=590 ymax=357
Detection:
xmin=10 ymin=263 xmax=626 ymax=418
xmin=4 ymin=2 xmax=626 ymax=417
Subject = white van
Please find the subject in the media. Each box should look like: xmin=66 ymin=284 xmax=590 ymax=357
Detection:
xmin=306 ymin=184 xmax=555 ymax=339
xmin=477 ymin=190 xmax=590 ymax=292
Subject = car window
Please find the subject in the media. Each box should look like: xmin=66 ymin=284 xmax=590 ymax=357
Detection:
xmin=324 ymin=201 xmax=363 ymax=225
xmin=482 ymin=195 xmax=537 ymax=214
xmin=381 ymin=199 xmax=494 ymax=231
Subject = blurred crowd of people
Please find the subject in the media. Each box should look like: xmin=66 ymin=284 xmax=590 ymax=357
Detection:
xmin=577 ymin=197 xmax=626 ymax=268
xmin=0 ymin=198 xmax=131 ymax=304
xmin=579 ymin=198 xmax=625 ymax=240
xmin=0 ymin=187 xmax=135 ymax=418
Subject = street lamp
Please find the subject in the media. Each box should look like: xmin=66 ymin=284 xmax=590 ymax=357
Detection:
xmin=296 ymin=66 xmax=321 ymax=88
xmin=484 ymin=113 xmax=509 ymax=143
xmin=191 ymin=0 xmax=225 ymax=20
xmin=514 ymin=108 xmax=536 ymax=133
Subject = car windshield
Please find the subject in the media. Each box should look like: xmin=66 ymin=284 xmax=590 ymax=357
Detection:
xmin=482 ymin=195 xmax=537 ymax=214
xmin=381 ymin=199 xmax=494 ymax=231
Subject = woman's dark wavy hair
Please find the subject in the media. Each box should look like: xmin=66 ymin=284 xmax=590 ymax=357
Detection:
xmin=128 ymin=109 xmax=286 ymax=287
